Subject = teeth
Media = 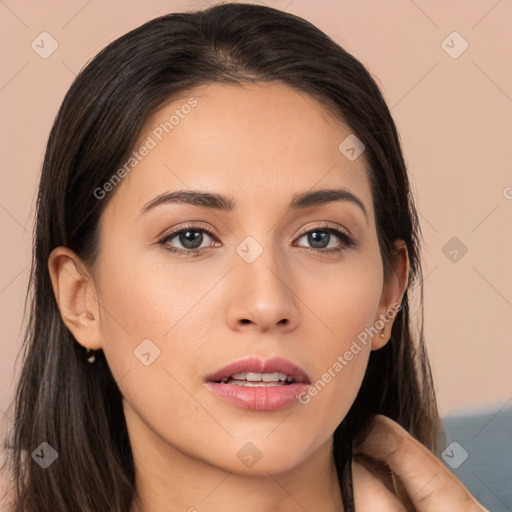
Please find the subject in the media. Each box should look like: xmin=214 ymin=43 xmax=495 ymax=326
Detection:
xmin=229 ymin=380 xmax=287 ymax=387
xmin=221 ymin=372 xmax=294 ymax=384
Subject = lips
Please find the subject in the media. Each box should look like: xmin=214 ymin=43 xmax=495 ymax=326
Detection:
xmin=205 ymin=356 xmax=311 ymax=385
xmin=204 ymin=356 xmax=311 ymax=411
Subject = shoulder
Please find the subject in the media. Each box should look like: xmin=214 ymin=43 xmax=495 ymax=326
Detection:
xmin=352 ymin=458 xmax=411 ymax=512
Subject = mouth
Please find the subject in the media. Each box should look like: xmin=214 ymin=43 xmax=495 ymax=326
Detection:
xmin=205 ymin=356 xmax=311 ymax=386
xmin=218 ymin=371 xmax=297 ymax=386
xmin=204 ymin=356 xmax=311 ymax=411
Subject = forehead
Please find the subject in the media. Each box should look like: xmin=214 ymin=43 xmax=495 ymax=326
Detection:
xmin=103 ymin=81 xmax=373 ymax=222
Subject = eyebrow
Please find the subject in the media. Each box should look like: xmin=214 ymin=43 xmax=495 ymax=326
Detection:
xmin=138 ymin=188 xmax=368 ymax=222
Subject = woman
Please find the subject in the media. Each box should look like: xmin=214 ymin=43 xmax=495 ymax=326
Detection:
xmin=1 ymin=3 xmax=486 ymax=511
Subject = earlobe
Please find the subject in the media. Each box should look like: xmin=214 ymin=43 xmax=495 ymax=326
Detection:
xmin=371 ymin=324 xmax=390 ymax=351
xmin=371 ymin=239 xmax=409 ymax=351
xmin=47 ymin=247 xmax=102 ymax=350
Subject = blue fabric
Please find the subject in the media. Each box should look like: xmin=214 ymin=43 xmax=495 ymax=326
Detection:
xmin=441 ymin=402 xmax=512 ymax=512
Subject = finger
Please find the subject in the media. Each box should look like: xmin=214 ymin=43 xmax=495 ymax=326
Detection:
xmin=354 ymin=453 xmax=415 ymax=511
xmin=353 ymin=414 xmax=487 ymax=512
xmin=352 ymin=458 xmax=412 ymax=511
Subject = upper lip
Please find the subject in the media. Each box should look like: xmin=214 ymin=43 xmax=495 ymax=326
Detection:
xmin=205 ymin=356 xmax=311 ymax=384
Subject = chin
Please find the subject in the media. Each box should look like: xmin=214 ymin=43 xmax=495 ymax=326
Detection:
xmin=206 ymin=437 xmax=316 ymax=476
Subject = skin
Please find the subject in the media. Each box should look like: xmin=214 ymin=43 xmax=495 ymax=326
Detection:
xmin=49 ymin=81 xmax=417 ymax=511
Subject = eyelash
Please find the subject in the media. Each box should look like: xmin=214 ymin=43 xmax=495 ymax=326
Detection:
xmin=157 ymin=223 xmax=356 ymax=258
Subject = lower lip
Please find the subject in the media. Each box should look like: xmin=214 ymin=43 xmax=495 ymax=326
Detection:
xmin=205 ymin=381 xmax=310 ymax=411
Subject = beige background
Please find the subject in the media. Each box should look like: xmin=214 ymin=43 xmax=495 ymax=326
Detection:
xmin=1 ymin=0 xmax=511 ymax=439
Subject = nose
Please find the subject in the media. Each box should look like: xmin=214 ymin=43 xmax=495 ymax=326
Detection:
xmin=225 ymin=245 xmax=300 ymax=334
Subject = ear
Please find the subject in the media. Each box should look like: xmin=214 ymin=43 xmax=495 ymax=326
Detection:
xmin=47 ymin=246 xmax=102 ymax=350
xmin=371 ymin=239 xmax=409 ymax=351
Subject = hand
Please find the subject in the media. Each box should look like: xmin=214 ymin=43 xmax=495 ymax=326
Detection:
xmin=352 ymin=414 xmax=489 ymax=512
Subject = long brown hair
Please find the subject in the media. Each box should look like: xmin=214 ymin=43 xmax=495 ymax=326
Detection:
xmin=2 ymin=3 xmax=441 ymax=510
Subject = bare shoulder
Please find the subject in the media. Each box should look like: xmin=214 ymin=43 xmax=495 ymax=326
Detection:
xmin=352 ymin=458 xmax=411 ymax=512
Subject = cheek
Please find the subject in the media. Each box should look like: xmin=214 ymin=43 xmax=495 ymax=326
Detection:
xmin=96 ymin=248 xmax=214 ymax=348
xmin=94 ymin=247 xmax=231 ymax=429
xmin=92 ymin=249 xmax=179 ymax=383
xmin=93 ymin=256 xmax=216 ymax=452
xmin=294 ymin=255 xmax=383 ymax=431
xmin=302 ymin=249 xmax=383 ymax=350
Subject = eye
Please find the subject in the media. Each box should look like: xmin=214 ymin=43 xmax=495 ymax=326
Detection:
xmin=158 ymin=224 xmax=219 ymax=257
xmin=295 ymin=226 xmax=355 ymax=253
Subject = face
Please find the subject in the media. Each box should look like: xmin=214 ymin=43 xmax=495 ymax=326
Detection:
xmin=57 ymin=82 xmax=404 ymax=477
